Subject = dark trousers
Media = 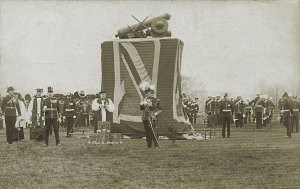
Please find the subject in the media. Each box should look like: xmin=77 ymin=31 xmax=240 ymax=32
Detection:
xmin=45 ymin=118 xmax=60 ymax=145
xmin=244 ymin=112 xmax=251 ymax=124
xmin=255 ymin=112 xmax=263 ymax=128
xmin=222 ymin=116 xmax=231 ymax=137
xmin=5 ymin=116 xmax=17 ymax=144
xmin=192 ymin=113 xmax=197 ymax=124
xmin=283 ymin=116 xmax=291 ymax=137
xmin=79 ymin=114 xmax=89 ymax=127
xmin=143 ymin=119 xmax=159 ymax=147
xmin=65 ymin=117 xmax=74 ymax=136
xmin=235 ymin=113 xmax=243 ymax=127
xmin=291 ymin=115 xmax=299 ymax=133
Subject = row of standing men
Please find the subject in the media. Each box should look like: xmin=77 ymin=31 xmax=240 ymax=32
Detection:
xmin=0 ymin=86 xmax=115 ymax=145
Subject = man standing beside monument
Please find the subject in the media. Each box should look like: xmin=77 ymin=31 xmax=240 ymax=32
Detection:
xmin=139 ymin=83 xmax=162 ymax=148
xmin=92 ymin=91 xmax=115 ymax=133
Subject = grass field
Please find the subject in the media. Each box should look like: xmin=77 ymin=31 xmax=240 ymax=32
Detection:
xmin=0 ymin=120 xmax=299 ymax=189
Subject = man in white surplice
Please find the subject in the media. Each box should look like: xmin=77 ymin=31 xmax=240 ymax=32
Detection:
xmin=92 ymin=91 xmax=115 ymax=133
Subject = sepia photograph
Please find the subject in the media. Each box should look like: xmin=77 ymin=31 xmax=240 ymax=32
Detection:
xmin=0 ymin=0 xmax=299 ymax=188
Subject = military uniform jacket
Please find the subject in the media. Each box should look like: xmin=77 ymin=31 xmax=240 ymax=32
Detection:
xmin=43 ymin=97 xmax=59 ymax=119
xmin=64 ymin=99 xmax=76 ymax=117
xmin=140 ymin=97 xmax=162 ymax=121
xmin=234 ymin=100 xmax=246 ymax=114
xmin=1 ymin=95 xmax=21 ymax=117
xmin=291 ymin=100 xmax=300 ymax=117
xmin=279 ymin=99 xmax=293 ymax=117
xmin=77 ymin=99 xmax=91 ymax=115
xmin=219 ymin=99 xmax=234 ymax=117
xmin=205 ymin=99 xmax=217 ymax=114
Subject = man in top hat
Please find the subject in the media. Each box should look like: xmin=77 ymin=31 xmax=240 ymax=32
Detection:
xmin=42 ymin=86 xmax=61 ymax=145
xmin=92 ymin=91 xmax=115 ymax=133
xmin=291 ymin=96 xmax=300 ymax=133
xmin=76 ymin=90 xmax=91 ymax=127
xmin=28 ymin=88 xmax=44 ymax=127
xmin=140 ymin=85 xmax=162 ymax=148
xmin=219 ymin=93 xmax=234 ymax=138
xmin=1 ymin=86 xmax=21 ymax=144
xmin=279 ymin=92 xmax=293 ymax=138
xmin=63 ymin=93 xmax=77 ymax=137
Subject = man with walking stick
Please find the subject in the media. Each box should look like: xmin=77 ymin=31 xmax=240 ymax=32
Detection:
xmin=139 ymin=82 xmax=162 ymax=149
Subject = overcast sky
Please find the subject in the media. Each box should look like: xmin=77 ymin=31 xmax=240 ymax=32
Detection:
xmin=1 ymin=0 xmax=299 ymax=97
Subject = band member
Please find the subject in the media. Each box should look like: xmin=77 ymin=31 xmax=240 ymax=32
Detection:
xmin=234 ymin=96 xmax=245 ymax=127
xmin=63 ymin=93 xmax=76 ymax=137
xmin=191 ymin=98 xmax=199 ymax=124
xmin=215 ymin=95 xmax=222 ymax=127
xmin=279 ymin=92 xmax=293 ymax=138
xmin=291 ymin=96 xmax=299 ymax=133
xmin=250 ymin=93 xmax=265 ymax=129
xmin=139 ymin=83 xmax=162 ymax=148
xmin=220 ymin=93 xmax=234 ymax=138
xmin=43 ymin=86 xmax=61 ymax=146
xmin=205 ymin=96 xmax=217 ymax=128
xmin=244 ymin=98 xmax=252 ymax=124
xmin=92 ymin=91 xmax=114 ymax=133
xmin=265 ymin=96 xmax=275 ymax=124
xmin=1 ymin=87 xmax=21 ymax=144
xmin=28 ymin=88 xmax=44 ymax=127
xmin=76 ymin=91 xmax=91 ymax=127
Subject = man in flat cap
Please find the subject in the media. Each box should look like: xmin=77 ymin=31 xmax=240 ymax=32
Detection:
xmin=1 ymin=87 xmax=21 ymax=144
xmin=279 ymin=92 xmax=293 ymax=138
xmin=42 ymin=86 xmax=61 ymax=145
xmin=92 ymin=91 xmax=115 ymax=133
xmin=219 ymin=93 xmax=234 ymax=138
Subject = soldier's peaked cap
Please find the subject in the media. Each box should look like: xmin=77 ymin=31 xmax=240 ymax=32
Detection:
xmin=282 ymin=92 xmax=288 ymax=98
xmin=36 ymin=88 xmax=43 ymax=92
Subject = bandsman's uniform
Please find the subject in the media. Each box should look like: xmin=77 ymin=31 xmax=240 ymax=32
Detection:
xmin=219 ymin=94 xmax=234 ymax=138
xmin=63 ymin=96 xmax=77 ymax=137
xmin=234 ymin=98 xmax=245 ymax=127
xmin=291 ymin=97 xmax=300 ymax=133
xmin=244 ymin=103 xmax=252 ymax=124
xmin=279 ymin=93 xmax=293 ymax=138
xmin=205 ymin=97 xmax=217 ymax=128
xmin=250 ymin=96 xmax=265 ymax=129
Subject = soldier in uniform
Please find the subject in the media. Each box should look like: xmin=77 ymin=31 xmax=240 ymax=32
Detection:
xmin=234 ymin=96 xmax=245 ymax=127
xmin=265 ymin=96 xmax=275 ymax=124
xmin=63 ymin=93 xmax=77 ymax=137
xmin=191 ymin=97 xmax=199 ymax=124
xmin=1 ymin=87 xmax=21 ymax=144
xmin=205 ymin=96 xmax=217 ymax=128
xmin=92 ymin=91 xmax=115 ymax=133
xmin=140 ymin=85 xmax=162 ymax=148
xmin=279 ymin=92 xmax=293 ymax=138
xmin=215 ymin=95 xmax=222 ymax=127
xmin=291 ymin=96 xmax=300 ymax=133
xmin=244 ymin=98 xmax=252 ymax=124
xmin=76 ymin=91 xmax=91 ymax=127
xmin=250 ymin=94 xmax=265 ymax=129
xmin=42 ymin=87 xmax=61 ymax=146
xmin=219 ymin=93 xmax=234 ymax=138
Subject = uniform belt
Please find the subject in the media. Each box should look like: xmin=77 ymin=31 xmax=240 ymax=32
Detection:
xmin=293 ymin=109 xmax=299 ymax=112
xmin=65 ymin=109 xmax=75 ymax=111
xmin=222 ymin=110 xmax=231 ymax=112
xmin=5 ymin=107 xmax=16 ymax=109
xmin=255 ymin=105 xmax=263 ymax=108
xmin=282 ymin=110 xmax=290 ymax=112
xmin=45 ymin=108 xmax=57 ymax=111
